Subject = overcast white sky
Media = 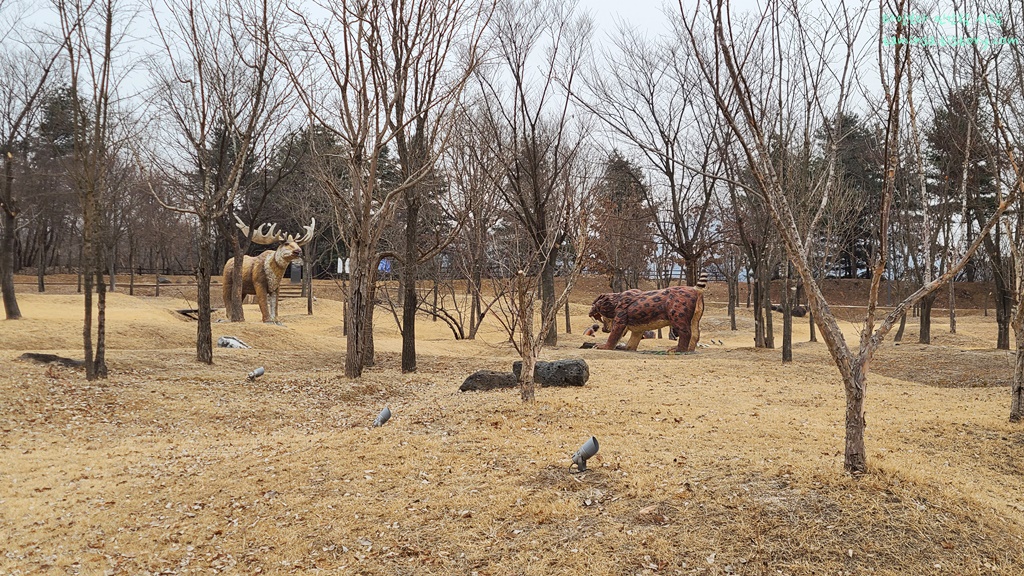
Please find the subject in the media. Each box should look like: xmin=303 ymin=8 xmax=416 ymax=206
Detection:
xmin=582 ymin=0 xmax=676 ymax=40
xmin=10 ymin=0 xmax=764 ymax=57
xmin=582 ymin=0 xmax=764 ymax=41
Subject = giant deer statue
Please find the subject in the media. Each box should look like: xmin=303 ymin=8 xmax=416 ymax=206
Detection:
xmin=222 ymin=216 xmax=315 ymax=323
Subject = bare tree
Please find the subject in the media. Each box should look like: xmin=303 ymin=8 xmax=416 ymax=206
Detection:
xmin=721 ymin=144 xmax=779 ymax=349
xmin=973 ymin=0 xmax=1024 ymax=419
xmin=445 ymin=101 xmax=505 ymax=339
xmin=0 ymin=0 xmax=63 ymax=320
xmin=144 ymin=0 xmax=289 ymax=363
xmin=278 ymin=0 xmax=485 ymax=378
xmin=262 ymin=126 xmax=336 ymax=316
xmin=1008 ymin=214 xmax=1024 ymax=421
xmin=21 ymin=85 xmax=92 ymax=292
xmin=384 ymin=0 xmax=490 ymax=373
xmin=54 ymin=0 xmax=142 ymax=379
xmin=487 ymin=153 xmax=593 ymax=401
xmin=578 ymin=23 xmax=719 ymax=286
xmin=679 ymin=0 xmax=1019 ymax=473
xmin=476 ymin=0 xmax=591 ymax=348
xmin=901 ymin=0 xmax=1022 ymax=355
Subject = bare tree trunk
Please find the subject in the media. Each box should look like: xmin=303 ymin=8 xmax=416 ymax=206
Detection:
xmin=37 ymin=257 xmax=45 ymax=292
xmin=128 ymin=237 xmax=135 ymax=296
xmin=752 ymin=278 xmax=765 ymax=347
xmin=1 ymin=153 xmax=22 ymax=318
xmin=894 ymin=312 xmax=907 ymax=343
xmin=83 ymin=268 xmax=95 ymax=381
xmin=346 ymin=242 xmax=372 ymax=378
xmin=36 ymin=223 xmax=46 ymax=293
xmin=227 ymin=229 xmax=245 ymax=322
xmin=919 ymin=291 xmax=935 ymax=344
xmin=1009 ymin=211 xmax=1023 ymax=422
xmin=1 ymin=207 xmax=20 ymax=319
xmin=304 ymin=251 xmax=313 ymax=315
xmin=610 ymin=268 xmax=623 ymax=293
xmin=683 ymin=257 xmax=699 ymax=287
xmin=108 ymin=245 xmax=116 ymax=292
xmin=469 ymin=259 xmax=482 ymax=339
xmin=94 ymin=268 xmax=108 ymax=378
xmin=994 ymin=276 xmax=1012 ymax=350
xmin=843 ymin=367 xmax=867 ymax=472
xmin=84 ymin=259 xmax=95 ymax=379
xmin=1011 ymin=323 xmax=1024 ymax=422
xmin=727 ymin=276 xmax=737 ymax=331
xmin=364 ymin=278 xmax=377 ymax=368
xmin=517 ymin=272 xmax=536 ymax=402
xmin=83 ymin=197 xmax=101 ymax=379
xmin=762 ymin=271 xmax=775 ymax=349
xmin=948 ymin=274 xmax=956 ymax=334
xmin=564 ymin=296 xmax=571 ymax=334
xmin=541 ymin=260 xmax=557 ymax=347
xmin=401 ymin=194 xmax=420 ymax=373
xmin=782 ymin=270 xmax=792 ymax=363
xmin=196 ymin=216 xmax=214 ymax=364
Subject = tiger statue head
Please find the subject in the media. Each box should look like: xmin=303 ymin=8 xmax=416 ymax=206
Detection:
xmin=589 ymin=289 xmax=642 ymax=332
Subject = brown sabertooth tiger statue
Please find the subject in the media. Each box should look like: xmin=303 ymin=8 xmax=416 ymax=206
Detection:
xmin=588 ymin=273 xmax=707 ymax=352
xmin=222 ymin=215 xmax=315 ymax=323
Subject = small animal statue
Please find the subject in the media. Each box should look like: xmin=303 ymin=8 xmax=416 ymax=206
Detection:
xmin=589 ymin=274 xmax=707 ymax=352
xmin=222 ymin=215 xmax=315 ymax=323
xmin=217 ymin=336 xmax=251 ymax=349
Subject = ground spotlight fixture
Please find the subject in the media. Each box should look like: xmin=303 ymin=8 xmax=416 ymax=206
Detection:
xmin=373 ymin=406 xmax=392 ymax=427
xmin=247 ymin=367 xmax=265 ymax=381
xmin=570 ymin=436 xmax=599 ymax=473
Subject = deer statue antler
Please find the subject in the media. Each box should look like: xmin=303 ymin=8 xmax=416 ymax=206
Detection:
xmin=234 ymin=214 xmax=286 ymax=245
xmin=287 ymin=218 xmax=316 ymax=246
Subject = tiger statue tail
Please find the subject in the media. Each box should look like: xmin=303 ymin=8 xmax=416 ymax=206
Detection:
xmin=695 ymin=272 xmax=708 ymax=290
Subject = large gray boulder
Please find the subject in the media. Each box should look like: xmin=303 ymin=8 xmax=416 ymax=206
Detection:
xmin=512 ymin=358 xmax=589 ymax=387
xmin=459 ymin=370 xmax=519 ymax=392
xmin=460 ymin=359 xmax=591 ymax=392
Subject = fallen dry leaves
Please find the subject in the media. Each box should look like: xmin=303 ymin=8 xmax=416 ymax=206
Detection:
xmin=1 ymin=285 xmax=1022 ymax=575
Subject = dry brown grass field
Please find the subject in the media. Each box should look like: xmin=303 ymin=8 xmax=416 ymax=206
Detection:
xmin=2 ymin=277 xmax=1023 ymax=575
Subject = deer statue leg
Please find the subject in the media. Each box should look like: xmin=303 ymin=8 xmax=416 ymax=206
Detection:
xmin=222 ymin=271 xmax=232 ymax=318
xmin=221 ymin=262 xmax=244 ymax=322
xmin=254 ymin=283 xmax=271 ymax=323
xmin=267 ymin=291 xmax=278 ymax=323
